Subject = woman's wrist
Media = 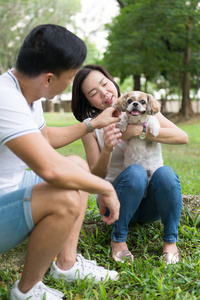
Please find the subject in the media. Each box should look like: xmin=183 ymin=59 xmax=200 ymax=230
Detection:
xmin=102 ymin=146 xmax=113 ymax=155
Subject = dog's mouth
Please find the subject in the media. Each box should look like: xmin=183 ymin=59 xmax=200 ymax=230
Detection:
xmin=129 ymin=109 xmax=145 ymax=116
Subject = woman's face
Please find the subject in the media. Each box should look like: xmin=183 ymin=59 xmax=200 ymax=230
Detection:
xmin=81 ymin=70 xmax=118 ymax=111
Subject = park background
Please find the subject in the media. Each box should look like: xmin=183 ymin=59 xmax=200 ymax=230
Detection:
xmin=0 ymin=0 xmax=200 ymax=299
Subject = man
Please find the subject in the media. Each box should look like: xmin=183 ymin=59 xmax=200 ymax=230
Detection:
xmin=0 ymin=24 xmax=120 ymax=300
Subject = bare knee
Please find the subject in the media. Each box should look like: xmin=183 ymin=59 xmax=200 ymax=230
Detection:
xmin=31 ymin=185 xmax=81 ymax=225
xmin=67 ymin=155 xmax=90 ymax=172
xmin=55 ymin=190 xmax=81 ymax=220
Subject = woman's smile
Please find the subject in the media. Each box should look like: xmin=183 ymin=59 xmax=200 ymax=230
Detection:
xmin=104 ymin=95 xmax=114 ymax=105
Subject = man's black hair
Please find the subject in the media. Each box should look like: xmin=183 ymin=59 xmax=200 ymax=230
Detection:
xmin=16 ymin=24 xmax=87 ymax=77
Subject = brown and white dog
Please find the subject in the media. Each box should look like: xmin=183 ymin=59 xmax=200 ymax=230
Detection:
xmin=113 ymin=91 xmax=163 ymax=182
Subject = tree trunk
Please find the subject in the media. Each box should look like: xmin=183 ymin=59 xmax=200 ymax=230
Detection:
xmin=180 ymin=46 xmax=193 ymax=116
xmin=133 ymin=74 xmax=141 ymax=91
xmin=144 ymin=77 xmax=148 ymax=93
xmin=116 ymin=0 xmax=126 ymax=8
xmin=180 ymin=17 xmax=193 ymax=116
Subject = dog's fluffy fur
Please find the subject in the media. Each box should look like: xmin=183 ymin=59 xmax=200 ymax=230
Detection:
xmin=113 ymin=91 xmax=163 ymax=181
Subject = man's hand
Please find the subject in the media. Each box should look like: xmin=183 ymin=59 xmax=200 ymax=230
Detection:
xmin=91 ymin=107 xmax=121 ymax=130
xmin=97 ymin=189 xmax=120 ymax=225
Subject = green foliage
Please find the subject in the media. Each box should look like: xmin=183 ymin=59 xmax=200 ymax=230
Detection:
xmin=83 ymin=38 xmax=102 ymax=66
xmin=103 ymin=0 xmax=200 ymax=88
xmin=0 ymin=0 xmax=81 ymax=73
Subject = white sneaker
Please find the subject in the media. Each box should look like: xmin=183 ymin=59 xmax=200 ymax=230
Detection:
xmin=50 ymin=254 xmax=119 ymax=282
xmin=10 ymin=280 xmax=64 ymax=300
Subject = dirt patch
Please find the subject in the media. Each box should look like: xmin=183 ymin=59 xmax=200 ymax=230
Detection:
xmin=0 ymin=195 xmax=199 ymax=272
xmin=182 ymin=195 xmax=200 ymax=215
xmin=0 ymin=240 xmax=28 ymax=273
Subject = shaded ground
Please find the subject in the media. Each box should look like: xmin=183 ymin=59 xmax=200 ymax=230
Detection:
xmin=0 ymin=195 xmax=199 ymax=273
xmin=163 ymin=112 xmax=200 ymax=125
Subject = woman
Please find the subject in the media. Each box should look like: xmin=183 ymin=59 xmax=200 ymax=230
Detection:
xmin=72 ymin=64 xmax=188 ymax=264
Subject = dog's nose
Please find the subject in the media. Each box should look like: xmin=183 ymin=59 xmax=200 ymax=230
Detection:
xmin=133 ymin=102 xmax=138 ymax=107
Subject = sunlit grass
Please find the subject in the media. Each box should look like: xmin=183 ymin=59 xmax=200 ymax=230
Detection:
xmin=44 ymin=112 xmax=86 ymax=159
xmin=162 ymin=120 xmax=200 ymax=195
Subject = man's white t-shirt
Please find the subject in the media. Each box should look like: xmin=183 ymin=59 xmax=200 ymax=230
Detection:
xmin=0 ymin=70 xmax=46 ymax=194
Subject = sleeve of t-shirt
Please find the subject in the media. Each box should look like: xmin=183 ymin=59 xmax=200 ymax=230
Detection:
xmin=32 ymin=99 xmax=46 ymax=131
xmin=0 ymin=89 xmax=46 ymax=145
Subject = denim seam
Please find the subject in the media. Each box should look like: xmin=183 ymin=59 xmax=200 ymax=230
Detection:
xmin=23 ymin=186 xmax=35 ymax=232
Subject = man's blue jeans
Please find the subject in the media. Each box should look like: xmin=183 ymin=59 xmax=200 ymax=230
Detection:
xmin=110 ymin=164 xmax=182 ymax=244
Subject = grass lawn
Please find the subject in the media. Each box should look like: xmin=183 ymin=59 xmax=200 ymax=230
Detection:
xmin=0 ymin=113 xmax=200 ymax=300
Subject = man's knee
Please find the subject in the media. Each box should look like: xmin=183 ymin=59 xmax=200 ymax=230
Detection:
xmin=67 ymin=155 xmax=90 ymax=172
xmin=31 ymin=184 xmax=82 ymax=225
xmin=56 ymin=190 xmax=81 ymax=219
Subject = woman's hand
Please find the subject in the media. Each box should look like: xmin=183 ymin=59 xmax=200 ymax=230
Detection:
xmin=103 ymin=124 xmax=122 ymax=153
xmin=121 ymin=112 xmax=188 ymax=145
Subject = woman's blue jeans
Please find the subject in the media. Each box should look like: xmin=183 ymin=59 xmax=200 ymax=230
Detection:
xmin=110 ymin=164 xmax=182 ymax=244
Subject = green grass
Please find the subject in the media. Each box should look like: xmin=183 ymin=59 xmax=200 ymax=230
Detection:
xmin=44 ymin=112 xmax=86 ymax=159
xmin=0 ymin=113 xmax=200 ymax=300
xmin=162 ymin=119 xmax=200 ymax=196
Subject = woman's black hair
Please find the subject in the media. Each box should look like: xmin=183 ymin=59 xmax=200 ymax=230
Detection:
xmin=16 ymin=24 xmax=87 ymax=77
xmin=71 ymin=64 xmax=121 ymax=122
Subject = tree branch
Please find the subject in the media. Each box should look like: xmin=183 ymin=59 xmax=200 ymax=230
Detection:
xmin=116 ymin=0 xmax=126 ymax=8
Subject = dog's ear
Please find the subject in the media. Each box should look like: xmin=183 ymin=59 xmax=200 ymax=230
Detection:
xmin=122 ymin=97 xmax=127 ymax=112
xmin=146 ymin=94 xmax=161 ymax=115
xmin=113 ymin=93 xmax=128 ymax=112
xmin=113 ymin=101 xmax=121 ymax=111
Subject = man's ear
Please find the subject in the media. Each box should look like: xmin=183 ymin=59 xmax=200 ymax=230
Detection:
xmin=44 ymin=73 xmax=54 ymax=87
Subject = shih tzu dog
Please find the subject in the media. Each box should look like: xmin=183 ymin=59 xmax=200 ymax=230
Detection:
xmin=113 ymin=91 xmax=163 ymax=182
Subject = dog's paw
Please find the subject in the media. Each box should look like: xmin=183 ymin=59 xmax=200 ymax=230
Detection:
xmin=149 ymin=126 xmax=159 ymax=137
xmin=117 ymin=112 xmax=128 ymax=132
xmin=147 ymin=117 xmax=160 ymax=137
xmin=117 ymin=121 xmax=127 ymax=132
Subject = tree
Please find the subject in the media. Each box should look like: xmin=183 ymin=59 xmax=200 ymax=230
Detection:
xmin=103 ymin=0 xmax=200 ymax=116
xmin=0 ymin=0 xmax=81 ymax=73
xmin=179 ymin=1 xmax=200 ymax=116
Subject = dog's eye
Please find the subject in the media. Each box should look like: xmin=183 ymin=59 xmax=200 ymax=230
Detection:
xmin=141 ymin=100 xmax=146 ymax=105
xmin=127 ymin=99 xmax=132 ymax=104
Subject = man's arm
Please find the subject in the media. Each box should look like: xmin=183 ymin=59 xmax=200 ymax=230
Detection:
xmin=42 ymin=107 xmax=120 ymax=148
xmin=6 ymin=132 xmax=120 ymax=224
